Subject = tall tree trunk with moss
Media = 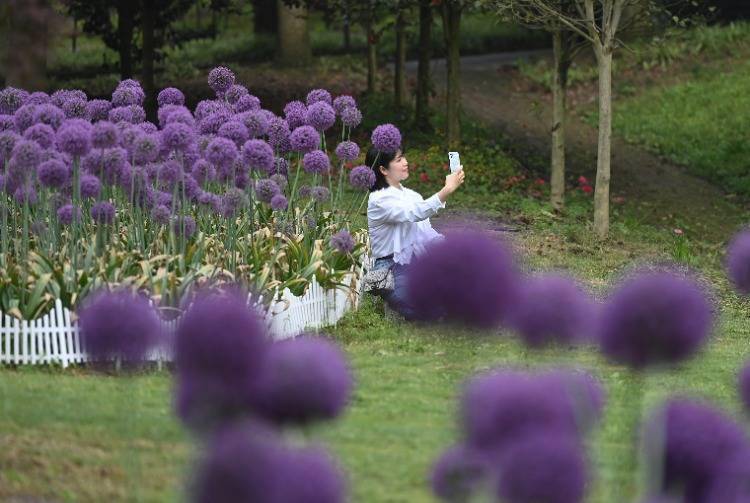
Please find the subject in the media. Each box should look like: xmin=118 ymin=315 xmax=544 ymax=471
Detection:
xmin=116 ymin=0 xmax=134 ymax=79
xmin=342 ymin=2 xmax=351 ymax=52
xmin=6 ymin=0 xmax=51 ymax=90
xmin=441 ymin=2 xmax=462 ymax=148
xmin=593 ymin=48 xmax=613 ymax=238
xmin=141 ymin=1 xmax=156 ymax=122
xmin=415 ymin=0 xmax=432 ymax=131
xmin=550 ymin=29 xmax=571 ymax=211
xmin=277 ymin=0 xmax=311 ymax=67
xmin=394 ymin=6 xmax=407 ymax=109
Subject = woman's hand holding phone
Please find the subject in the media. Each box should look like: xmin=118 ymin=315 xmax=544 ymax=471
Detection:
xmin=437 ymin=169 xmax=465 ymax=203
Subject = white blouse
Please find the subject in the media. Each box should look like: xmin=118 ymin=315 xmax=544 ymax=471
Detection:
xmin=367 ymin=185 xmax=445 ymax=265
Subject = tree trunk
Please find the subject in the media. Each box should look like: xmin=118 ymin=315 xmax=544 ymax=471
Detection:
xmin=277 ymin=0 xmax=311 ymax=67
xmin=253 ymin=0 xmax=278 ymax=35
xmin=550 ymin=30 xmax=570 ymax=211
xmin=593 ymin=48 xmax=613 ymax=239
xmin=415 ymin=0 xmax=432 ymax=131
xmin=116 ymin=0 xmax=134 ymax=79
xmin=394 ymin=7 xmax=407 ymax=109
xmin=441 ymin=2 xmax=462 ymax=148
xmin=72 ymin=17 xmax=77 ymax=52
xmin=342 ymin=6 xmax=351 ymax=52
xmin=5 ymin=0 xmax=50 ymax=91
xmin=141 ymin=1 xmax=156 ymax=122
xmin=366 ymin=18 xmax=377 ymax=94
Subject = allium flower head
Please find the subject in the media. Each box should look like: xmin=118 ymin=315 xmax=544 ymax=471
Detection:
xmin=234 ymin=93 xmax=261 ymax=113
xmin=333 ymin=95 xmax=356 ymax=115
xmin=13 ymin=185 xmax=37 ymax=206
xmin=341 ymin=106 xmax=362 ymax=128
xmin=80 ymin=174 xmax=102 ymax=199
xmin=306 ymin=88 xmax=332 ymax=106
xmin=0 ymin=115 xmax=14 ymax=132
xmin=11 ymin=139 xmax=42 ymax=169
xmin=217 ymin=120 xmax=249 ymax=147
xmin=108 ymin=106 xmax=133 ymax=124
xmin=86 ymin=99 xmax=112 ymax=122
xmin=703 ymin=449 xmax=750 ymax=503
xmin=224 ymin=84 xmax=248 ymax=104
xmin=497 ymin=433 xmax=587 ymax=503
xmin=208 ymin=66 xmax=236 ymax=94
xmin=284 ymin=101 xmax=307 ymax=129
xmin=175 ymin=289 xmax=269 ymax=431
xmin=199 ymin=109 xmax=233 ymax=135
xmin=191 ymin=159 xmax=216 ymax=185
xmin=194 ymin=99 xmax=225 ymax=121
xmin=161 ymin=122 xmax=195 ymax=152
xmin=172 ymin=215 xmax=196 ymax=239
xmin=349 ymin=165 xmax=375 ymax=190
xmin=598 ymin=271 xmax=713 ymax=368
xmin=90 ymin=201 xmax=116 ymax=224
xmin=267 ymin=117 xmax=290 ymax=149
xmin=431 ymin=445 xmax=492 ymax=503
xmin=311 ymin=185 xmax=330 ymax=203
xmin=239 ymin=110 xmax=269 ymax=138
xmin=254 ymin=178 xmax=281 ymax=203
xmin=157 ymin=87 xmax=185 ymax=107
xmin=23 ymin=123 xmax=55 ymax=149
xmin=270 ymin=194 xmax=288 ymax=211
xmin=275 ymin=446 xmax=347 ymax=503
xmin=508 ymin=274 xmax=596 ymax=347
xmin=150 ymin=204 xmax=171 ymax=225
xmin=128 ymin=105 xmax=146 ymax=124
xmin=206 ymin=137 xmax=239 ymax=168
xmin=335 ymin=140 xmax=360 ymax=162
xmin=132 ymin=133 xmax=159 ymax=164
xmin=62 ymin=97 xmax=88 ymax=119
xmin=32 ymin=104 xmax=65 ymax=131
xmin=272 ymin=157 xmax=288 ymax=176
xmin=331 ymin=230 xmax=355 ymax=254
xmin=79 ymin=289 xmax=161 ymax=362
xmin=26 ymin=92 xmax=50 ymax=106
xmin=0 ymin=130 xmax=19 ymax=164
xmin=112 ymin=82 xmax=145 ymax=106
xmin=289 ymin=125 xmax=319 ymax=153
xmin=14 ymin=104 xmax=37 ymax=133
xmin=140 ymin=121 xmax=158 ymax=134
xmin=372 ymin=123 xmax=402 ymax=153
xmin=91 ymin=121 xmax=119 ymax=149
xmin=56 ymin=204 xmax=82 ymax=225
xmin=643 ymin=398 xmax=749 ymax=500
xmin=305 ymin=101 xmax=336 ymax=131
xmin=727 ymin=229 xmax=750 ymax=295
xmin=158 ymin=105 xmax=194 ymax=128
xmin=0 ymin=87 xmax=28 ymax=114
xmin=241 ymin=139 xmax=274 ymax=173
xmin=56 ymin=118 xmax=92 ymax=157
xmin=220 ymin=187 xmax=248 ymax=217
xmin=37 ymin=159 xmax=70 ymax=188
xmin=407 ymin=231 xmax=519 ymax=328
xmin=254 ymin=336 xmax=352 ymax=425
xmin=270 ymin=173 xmax=287 ymax=190
xmin=303 ymin=149 xmax=330 ymax=174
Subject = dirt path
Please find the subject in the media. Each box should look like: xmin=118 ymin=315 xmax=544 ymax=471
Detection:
xmin=417 ymin=52 xmax=747 ymax=245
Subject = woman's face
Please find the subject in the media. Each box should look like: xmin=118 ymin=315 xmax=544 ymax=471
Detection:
xmin=382 ymin=150 xmax=409 ymax=185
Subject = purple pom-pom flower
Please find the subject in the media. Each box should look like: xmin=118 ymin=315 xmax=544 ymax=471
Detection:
xmin=208 ymin=66 xmax=235 ymax=94
xmin=91 ymin=121 xmax=119 ymax=149
xmin=206 ymin=137 xmax=239 ymax=168
xmin=254 ymin=178 xmax=280 ymax=204
xmin=23 ymin=123 xmax=55 ymax=149
xmin=56 ymin=119 xmax=92 ymax=157
xmin=305 ymin=101 xmax=336 ymax=131
xmin=727 ymin=229 xmax=750 ymax=295
xmin=37 ymin=159 xmax=69 ymax=188
xmin=341 ymin=107 xmax=362 ymax=128
xmin=157 ymin=87 xmax=185 ymax=107
xmin=90 ymin=201 xmax=116 ymax=224
xmin=349 ymin=165 xmax=375 ymax=190
xmin=306 ymin=89 xmax=332 ymax=106
xmin=289 ymin=125 xmax=319 ymax=153
xmin=270 ymin=194 xmax=288 ymax=211
xmin=333 ymin=95 xmax=356 ymax=115
xmin=330 ymin=230 xmax=355 ymax=254
xmin=303 ymin=149 xmax=330 ymax=174
xmin=241 ymin=139 xmax=274 ymax=173
xmin=284 ymin=101 xmax=307 ymax=129
xmin=335 ymin=140 xmax=360 ymax=162
xmin=371 ymin=123 xmax=402 ymax=153
xmin=56 ymin=204 xmax=82 ymax=225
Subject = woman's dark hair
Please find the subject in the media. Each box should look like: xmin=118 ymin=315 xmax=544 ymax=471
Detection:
xmin=365 ymin=146 xmax=404 ymax=192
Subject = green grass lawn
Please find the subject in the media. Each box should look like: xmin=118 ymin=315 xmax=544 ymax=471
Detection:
xmin=2 ymin=192 xmax=750 ymax=502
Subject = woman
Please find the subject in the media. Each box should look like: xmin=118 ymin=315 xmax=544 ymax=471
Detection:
xmin=366 ymin=146 xmax=465 ymax=319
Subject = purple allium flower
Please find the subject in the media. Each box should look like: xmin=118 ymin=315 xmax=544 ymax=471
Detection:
xmin=32 ymin=104 xmax=65 ymax=132
xmin=497 ymin=433 xmax=587 ymax=503
xmin=79 ymin=289 xmax=161 ymax=362
xmin=306 ymin=88 xmax=332 ymax=106
xmin=239 ymin=110 xmax=269 ymax=138
xmin=703 ymin=449 xmax=750 ymax=503
xmin=175 ymin=289 xmax=269 ymax=431
xmin=90 ymin=201 xmax=116 ymax=224
xmin=157 ymin=87 xmax=185 ymax=107
xmin=140 ymin=121 xmax=158 ymax=134
xmin=56 ymin=119 xmax=92 ymax=157
xmin=156 ymin=190 xmax=174 ymax=209
xmin=118 ymin=123 xmax=142 ymax=152
xmin=254 ymin=178 xmax=281 ymax=204
xmin=37 ymin=159 xmax=70 ymax=188
xmin=86 ymin=99 xmax=112 ymax=122
xmin=508 ymin=274 xmax=596 ymax=348
xmin=333 ymin=95 xmax=356 ymax=115
xmin=10 ymin=139 xmax=42 ymax=169
xmin=80 ymin=174 xmax=102 ymax=199
xmin=128 ymin=105 xmax=146 ymax=124
xmin=267 ymin=117 xmax=290 ymax=148
xmin=740 ymin=362 xmax=750 ymax=413
xmin=13 ymin=185 xmax=37 ymax=206
xmin=117 ymin=79 xmax=142 ymax=90
xmin=132 ymin=134 xmax=160 ymax=164
xmin=372 ymin=123 xmax=402 ymax=153
xmin=0 ymin=114 xmax=14 ymax=132
xmin=310 ymin=185 xmax=330 ymax=203
xmin=431 ymin=445 xmax=492 ymax=503
xmin=335 ymin=140 xmax=360 ymax=162
xmin=102 ymin=147 xmax=128 ymax=183
xmin=269 ymin=173 xmax=287 ymax=190
xmin=275 ymin=446 xmax=347 ymax=503
xmin=598 ymin=272 xmax=713 ymax=368
xmin=330 ymin=230 xmax=355 ymax=254
xmin=0 ymin=87 xmax=28 ymax=115
xmin=172 ymin=215 xmax=196 ymax=239
xmin=241 ymin=139 xmax=274 ymax=173
xmin=157 ymin=161 xmax=182 ymax=191
xmin=341 ymin=106 xmax=362 ymax=128
xmin=159 ymin=105 xmax=194 ymax=128
xmin=91 ymin=121 xmax=119 ymax=149
xmin=191 ymin=159 xmax=216 ymax=185
xmin=303 ymin=149 xmax=330 ymax=174
xmin=208 ymin=66 xmax=235 ymax=94
xmin=233 ymin=93 xmax=261 ymax=113
xmin=407 ymin=231 xmax=520 ymax=328
xmin=62 ymin=97 xmax=87 ymax=119
xmin=179 ymin=174 xmax=202 ymax=202
xmin=150 ymin=204 xmax=171 ymax=225
xmin=269 ymin=194 xmax=287 ymax=211
xmin=727 ymin=229 xmax=750 ymax=295
xmin=107 ymin=106 xmax=133 ymax=125
xmin=161 ymin=122 xmax=195 ymax=152
xmin=14 ymin=104 xmax=37 ymax=132
xmin=224 ymin=84 xmax=248 ymax=104
xmin=194 ymin=99 xmax=225 ymax=122
xmin=56 ymin=204 xmax=81 ymax=225
xmin=112 ymin=85 xmax=144 ymax=107
xmin=23 ymin=123 xmax=55 ymax=149
xmin=217 ymin=120 xmax=249 ymax=147
xmin=0 ymin=130 xmax=19 ymax=164
xmin=220 ymin=187 xmax=248 ymax=217
xmin=643 ymin=398 xmax=749 ymax=500
xmin=199 ymin=109 xmax=233 ymax=135
xmin=349 ymin=165 xmax=375 ymax=190
xmin=305 ymin=101 xmax=336 ymax=132
xmin=461 ymin=370 xmax=600 ymax=453
xmin=272 ymin=157 xmax=288 ymax=176
xmin=26 ymin=92 xmax=49 ymax=106
xmin=206 ymin=137 xmax=239 ymax=168
xmin=254 ymin=336 xmax=352 ymax=425
xmin=298 ymin=185 xmax=312 ymax=199
xmin=284 ymin=101 xmax=307 ymax=129
xmin=193 ymin=422 xmax=283 ymax=502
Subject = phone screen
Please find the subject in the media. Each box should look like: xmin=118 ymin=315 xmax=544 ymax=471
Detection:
xmin=449 ymin=152 xmax=461 ymax=173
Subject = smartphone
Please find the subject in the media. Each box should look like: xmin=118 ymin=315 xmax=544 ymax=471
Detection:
xmin=448 ymin=151 xmax=462 ymax=173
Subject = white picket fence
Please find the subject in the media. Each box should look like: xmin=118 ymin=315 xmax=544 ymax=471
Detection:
xmin=0 ymin=260 xmax=370 ymax=367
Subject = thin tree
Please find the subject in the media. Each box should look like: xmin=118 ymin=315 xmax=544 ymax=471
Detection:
xmin=441 ymin=0 xmax=465 ymax=148
xmin=415 ymin=0 xmax=433 ymax=131
xmin=394 ymin=1 xmax=409 ymax=108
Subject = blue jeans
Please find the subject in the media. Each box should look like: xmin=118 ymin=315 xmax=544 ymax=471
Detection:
xmin=373 ymin=257 xmax=416 ymax=320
